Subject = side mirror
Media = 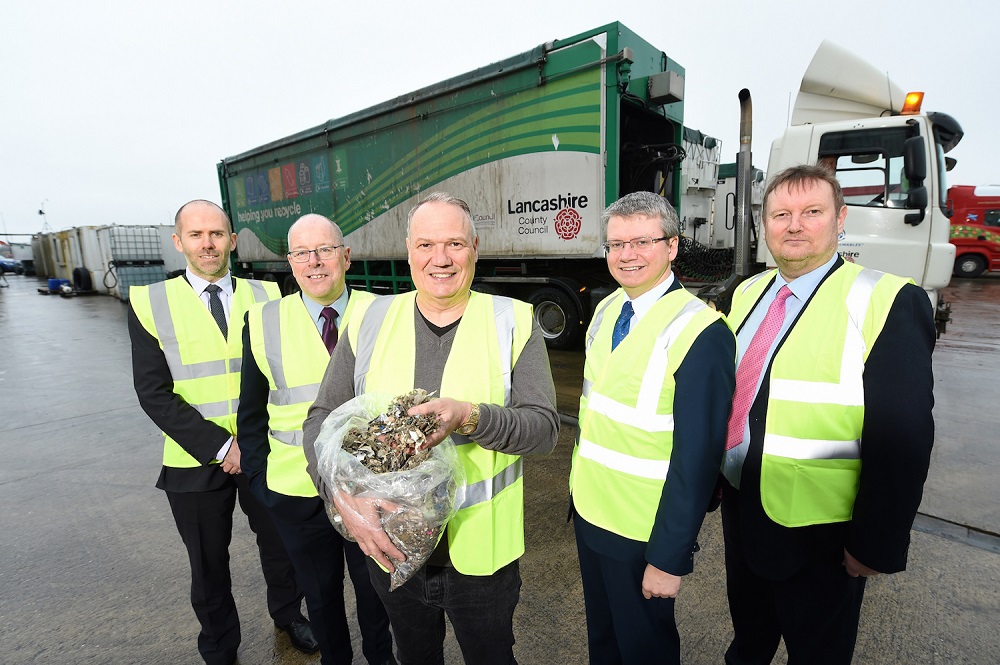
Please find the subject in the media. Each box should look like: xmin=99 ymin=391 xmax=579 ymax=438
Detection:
xmin=905 ymin=185 xmax=928 ymax=225
xmin=903 ymin=136 xmax=927 ymax=183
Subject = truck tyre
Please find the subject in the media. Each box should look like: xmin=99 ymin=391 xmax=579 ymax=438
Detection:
xmin=282 ymin=274 xmax=301 ymax=295
xmin=72 ymin=267 xmax=92 ymax=291
xmin=953 ymin=254 xmax=987 ymax=278
xmin=471 ymin=282 xmax=504 ymax=296
xmin=529 ymin=287 xmax=582 ymax=350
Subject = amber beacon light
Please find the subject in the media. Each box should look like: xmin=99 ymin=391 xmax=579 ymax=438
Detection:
xmin=901 ymin=91 xmax=924 ymax=115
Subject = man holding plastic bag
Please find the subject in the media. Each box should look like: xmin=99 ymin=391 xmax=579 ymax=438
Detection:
xmin=303 ymin=192 xmax=559 ymax=665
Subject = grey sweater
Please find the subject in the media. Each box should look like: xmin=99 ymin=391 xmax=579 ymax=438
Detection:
xmin=302 ymin=298 xmax=560 ymax=503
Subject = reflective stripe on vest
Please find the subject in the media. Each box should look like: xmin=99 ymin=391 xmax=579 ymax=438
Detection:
xmin=355 ymin=294 xmax=518 ymax=417
xmin=571 ymin=287 xmax=724 ymax=541
xmin=351 ymin=290 xmax=532 ymax=575
xmin=250 ymin=290 xmax=375 ymax=496
xmin=729 ymin=263 xmax=908 ymax=526
xmin=133 ymin=276 xmax=278 ymax=467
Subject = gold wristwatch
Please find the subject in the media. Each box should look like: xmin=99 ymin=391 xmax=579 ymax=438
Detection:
xmin=456 ymin=403 xmax=480 ymax=436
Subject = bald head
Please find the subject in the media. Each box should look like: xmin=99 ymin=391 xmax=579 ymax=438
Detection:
xmin=287 ymin=214 xmax=344 ymax=247
xmin=171 ymin=199 xmax=235 ymax=281
xmin=175 ymin=199 xmax=229 ymax=232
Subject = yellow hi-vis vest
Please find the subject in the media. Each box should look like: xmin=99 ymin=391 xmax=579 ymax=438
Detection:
xmin=570 ymin=287 xmax=725 ymax=541
xmin=728 ymin=262 xmax=909 ymax=527
xmin=247 ymin=290 xmax=375 ymax=497
xmin=350 ymin=290 xmax=533 ymax=576
xmin=130 ymin=276 xmax=280 ymax=467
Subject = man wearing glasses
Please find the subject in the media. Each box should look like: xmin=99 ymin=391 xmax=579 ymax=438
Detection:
xmin=569 ymin=191 xmax=736 ymax=664
xmin=237 ymin=214 xmax=396 ymax=665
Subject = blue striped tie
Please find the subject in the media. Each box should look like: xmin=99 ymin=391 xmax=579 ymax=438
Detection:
xmin=611 ymin=300 xmax=633 ymax=351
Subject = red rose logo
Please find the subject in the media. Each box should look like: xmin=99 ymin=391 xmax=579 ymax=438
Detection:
xmin=554 ymin=208 xmax=582 ymax=240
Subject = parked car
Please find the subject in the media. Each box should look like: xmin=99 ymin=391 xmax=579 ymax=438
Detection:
xmin=0 ymin=257 xmax=24 ymax=274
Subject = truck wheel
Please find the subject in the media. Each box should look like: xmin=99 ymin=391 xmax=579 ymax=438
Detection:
xmin=953 ymin=254 xmax=986 ymax=278
xmin=529 ymin=287 xmax=582 ymax=350
xmin=471 ymin=282 xmax=504 ymax=296
xmin=282 ymin=274 xmax=301 ymax=295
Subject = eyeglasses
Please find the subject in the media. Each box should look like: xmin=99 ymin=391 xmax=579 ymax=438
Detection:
xmin=286 ymin=245 xmax=343 ymax=262
xmin=602 ymin=236 xmax=670 ymax=253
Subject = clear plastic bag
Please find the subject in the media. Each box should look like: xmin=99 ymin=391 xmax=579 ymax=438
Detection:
xmin=314 ymin=392 xmax=466 ymax=590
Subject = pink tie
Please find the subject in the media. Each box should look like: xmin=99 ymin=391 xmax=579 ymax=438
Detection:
xmin=725 ymin=286 xmax=793 ymax=450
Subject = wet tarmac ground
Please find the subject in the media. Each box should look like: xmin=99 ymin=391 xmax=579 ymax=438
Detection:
xmin=1 ymin=273 xmax=999 ymax=664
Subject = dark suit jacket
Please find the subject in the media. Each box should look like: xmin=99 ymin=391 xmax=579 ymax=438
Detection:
xmin=236 ymin=301 xmax=330 ymax=525
xmin=576 ymin=277 xmax=737 ymax=576
xmin=727 ymin=258 xmax=935 ymax=579
xmin=128 ymin=276 xmax=240 ymax=493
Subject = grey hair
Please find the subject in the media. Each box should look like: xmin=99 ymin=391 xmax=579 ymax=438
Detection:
xmin=406 ymin=192 xmax=477 ymax=242
xmin=600 ymin=191 xmax=679 ymax=241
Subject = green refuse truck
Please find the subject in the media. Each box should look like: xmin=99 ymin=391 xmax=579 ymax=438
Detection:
xmin=217 ymin=21 xmax=687 ymax=349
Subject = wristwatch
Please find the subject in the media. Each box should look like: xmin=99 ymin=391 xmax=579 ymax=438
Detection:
xmin=456 ymin=403 xmax=480 ymax=436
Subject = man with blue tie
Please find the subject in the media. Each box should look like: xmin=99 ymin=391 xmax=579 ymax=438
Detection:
xmin=570 ymin=190 xmax=736 ymax=664
xmin=720 ymin=165 xmax=935 ymax=664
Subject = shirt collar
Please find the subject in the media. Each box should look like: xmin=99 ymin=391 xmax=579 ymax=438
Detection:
xmin=187 ymin=269 xmax=232 ymax=297
xmin=624 ymin=271 xmax=675 ymax=320
xmin=301 ymin=286 xmax=349 ymax=324
xmin=775 ymin=254 xmax=838 ymax=303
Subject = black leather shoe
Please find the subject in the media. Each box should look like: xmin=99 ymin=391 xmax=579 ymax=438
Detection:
xmin=275 ymin=618 xmax=319 ymax=654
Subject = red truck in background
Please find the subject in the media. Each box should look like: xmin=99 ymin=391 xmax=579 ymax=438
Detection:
xmin=949 ymin=185 xmax=1000 ymax=277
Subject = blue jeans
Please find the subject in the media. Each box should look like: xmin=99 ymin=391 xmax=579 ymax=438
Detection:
xmin=366 ymin=559 xmax=521 ymax=665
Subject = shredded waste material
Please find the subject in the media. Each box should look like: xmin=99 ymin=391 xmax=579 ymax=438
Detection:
xmin=315 ymin=390 xmax=466 ymax=591
xmin=341 ymin=389 xmax=440 ymax=473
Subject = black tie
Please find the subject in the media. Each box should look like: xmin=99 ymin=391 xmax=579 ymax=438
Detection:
xmin=320 ymin=307 xmax=338 ymax=354
xmin=205 ymin=284 xmax=228 ymax=338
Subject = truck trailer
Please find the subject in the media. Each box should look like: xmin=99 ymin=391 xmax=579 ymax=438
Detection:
xmin=219 ymin=22 xmax=687 ymax=349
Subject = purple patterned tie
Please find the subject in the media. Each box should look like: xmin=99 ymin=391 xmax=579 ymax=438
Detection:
xmin=320 ymin=307 xmax=338 ymax=354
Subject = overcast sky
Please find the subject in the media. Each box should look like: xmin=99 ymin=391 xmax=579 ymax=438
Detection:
xmin=1 ymin=0 xmax=994 ymax=237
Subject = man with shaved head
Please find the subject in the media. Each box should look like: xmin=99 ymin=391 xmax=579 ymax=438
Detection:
xmin=237 ymin=214 xmax=395 ymax=665
xmin=129 ymin=200 xmax=313 ymax=665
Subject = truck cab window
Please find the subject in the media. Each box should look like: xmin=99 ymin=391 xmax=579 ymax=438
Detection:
xmin=819 ymin=127 xmax=917 ymax=209
xmin=985 ymin=210 xmax=1000 ymax=228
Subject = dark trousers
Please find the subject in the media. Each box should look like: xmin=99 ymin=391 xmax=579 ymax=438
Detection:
xmin=366 ymin=559 xmax=521 ymax=665
xmin=722 ymin=494 xmax=867 ymax=665
xmin=165 ymin=474 xmax=303 ymax=665
xmin=270 ymin=497 xmax=393 ymax=665
xmin=574 ymin=517 xmax=680 ymax=665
